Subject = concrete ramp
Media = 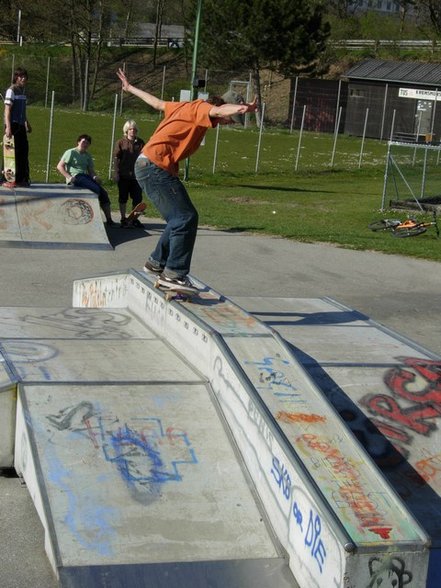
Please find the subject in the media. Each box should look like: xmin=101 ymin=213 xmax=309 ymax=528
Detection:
xmin=16 ymin=383 xmax=287 ymax=587
xmin=71 ymin=270 xmax=433 ymax=587
xmin=2 ymin=304 xmax=292 ymax=587
xmin=235 ymin=295 xmax=441 ymax=585
xmin=0 ymin=183 xmax=112 ymax=249
xmin=4 ymin=269 xmax=441 ymax=586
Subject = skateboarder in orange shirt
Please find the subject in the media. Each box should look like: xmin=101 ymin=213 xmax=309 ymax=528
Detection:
xmin=117 ymin=67 xmax=257 ymax=290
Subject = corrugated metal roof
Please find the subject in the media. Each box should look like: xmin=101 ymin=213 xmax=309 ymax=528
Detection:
xmin=344 ymin=59 xmax=441 ymax=86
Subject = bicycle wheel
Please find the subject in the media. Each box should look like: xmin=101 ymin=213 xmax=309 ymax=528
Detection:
xmin=392 ymin=225 xmax=427 ymax=238
xmin=369 ymin=219 xmax=399 ymax=231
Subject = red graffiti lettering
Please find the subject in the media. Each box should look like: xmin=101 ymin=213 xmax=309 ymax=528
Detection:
xmin=277 ymin=411 xmax=326 ymax=424
xmin=299 ymin=434 xmax=391 ymax=536
xmin=370 ymin=418 xmax=411 ymax=444
xmin=368 ymin=527 xmax=392 ymax=539
xmin=363 ymin=394 xmax=440 ymax=435
xmin=385 ymin=358 xmax=441 ymax=406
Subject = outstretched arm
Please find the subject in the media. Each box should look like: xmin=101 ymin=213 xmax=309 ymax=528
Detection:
xmin=57 ymin=158 xmax=72 ymax=182
xmin=117 ymin=68 xmax=165 ymax=112
xmin=209 ymin=96 xmax=258 ymax=119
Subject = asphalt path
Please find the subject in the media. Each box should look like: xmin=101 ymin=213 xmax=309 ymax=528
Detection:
xmin=1 ymin=216 xmax=440 ymax=587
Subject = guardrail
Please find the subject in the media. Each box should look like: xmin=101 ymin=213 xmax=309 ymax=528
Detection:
xmin=0 ymin=36 xmax=185 ymax=48
xmin=0 ymin=37 xmax=434 ymax=50
xmin=332 ymin=39 xmax=439 ymax=49
xmin=106 ymin=36 xmax=184 ymax=48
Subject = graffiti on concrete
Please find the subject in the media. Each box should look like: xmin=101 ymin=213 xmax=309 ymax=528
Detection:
xmin=361 ymin=357 xmax=441 ymax=468
xmin=47 ymin=402 xmax=198 ymax=504
xmin=199 ymin=303 xmax=259 ymax=333
xmin=60 ymin=199 xmax=93 ymax=225
xmin=78 ymin=277 xmax=128 ymax=308
xmin=21 ymin=308 xmax=133 ymax=339
xmin=368 ymin=555 xmax=412 ymax=587
xmin=297 ymin=433 xmax=393 ymax=540
xmin=244 ymin=354 xmax=302 ymax=403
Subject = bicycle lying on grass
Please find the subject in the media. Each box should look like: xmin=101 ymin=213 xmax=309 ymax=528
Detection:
xmin=369 ymin=211 xmax=440 ymax=238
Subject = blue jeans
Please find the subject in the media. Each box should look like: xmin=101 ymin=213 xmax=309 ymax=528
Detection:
xmin=72 ymin=173 xmax=110 ymax=208
xmin=135 ymin=157 xmax=198 ymax=278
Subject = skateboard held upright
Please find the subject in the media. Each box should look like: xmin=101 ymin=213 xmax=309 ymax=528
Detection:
xmin=2 ymin=134 xmax=16 ymax=186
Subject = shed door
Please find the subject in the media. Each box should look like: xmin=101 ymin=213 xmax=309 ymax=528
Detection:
xmin=415 ymin=100 xmax=433 ymax=135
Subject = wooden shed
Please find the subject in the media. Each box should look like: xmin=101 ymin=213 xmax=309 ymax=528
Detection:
xmin=344 ymin=59 xmax=441 ymax=141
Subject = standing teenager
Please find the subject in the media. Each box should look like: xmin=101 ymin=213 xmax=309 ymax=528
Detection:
xmin=3 ymin=67 xmax=32 ymax=187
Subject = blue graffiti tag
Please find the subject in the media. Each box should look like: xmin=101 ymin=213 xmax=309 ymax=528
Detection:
xmin=292 ymin=498 xmax=327 ymax=574
xmin=270 ymin=456 xmax=292 ymax=501
xmin=100 ymin=418 xmax=198 ymax=500
xmin=244 ymin=355 xmax=301 ymax=400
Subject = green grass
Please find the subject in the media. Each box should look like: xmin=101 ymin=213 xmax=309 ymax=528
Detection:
xmin=27 ymin=105 xmax=441 ymax=262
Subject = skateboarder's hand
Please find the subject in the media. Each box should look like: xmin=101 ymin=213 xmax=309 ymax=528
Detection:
xmin=117 ymin=68 xmax=130 ymax=92
xmin=246 ymin=96 xmax=258 ymax=113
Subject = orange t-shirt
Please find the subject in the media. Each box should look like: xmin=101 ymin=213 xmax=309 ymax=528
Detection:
xmin=142 ymin=100 xmax=214 ymax=176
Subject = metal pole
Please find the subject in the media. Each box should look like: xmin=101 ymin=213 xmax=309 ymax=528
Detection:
xmin=295 ymin=105 xmax=306 ymax=171
xmin=420 ymin=89 xmax=438 ymax=199
xmin=45 ymin=56 xmax=51 ymax=108
xmin=119 ymin=62 xmax=126 ymax=116
xmin=413 ymin=111 xmax=422 ymax=166
xmin=389 ymin=109 xmax=396 ymax=141
xmin=16 ymin=9 xmax=21 ymax=43
xmin=289 ymin=77 xmax=299 ymax=133
xmin=380 ymin=83 xmax=388 ymax=141
xmin=160 ymin=65 xmax=166 ymax=100
xmin=244 ymin=71 xmax=252 ymax=129
xmin=381 ymin=141 xmax=392 ymax=211
xmin=334 ymin=79 xmax=342 ymax=135
xmin=331 ymin=106 xmax=342 ymax=167
xmin=212 ymin=123 xmax=220 ymax=174
xmin=421 ymin=144 xmax=429 ymax=201
xmin=358 ymin=108 xmax=369 ymax=169
xmin=255 ymin=102 xmax=266 ymax=173
xmin=108 ymin=94 xmax=118 ymax=180
xmin=45 ymin=91 xmax=55 ymax=183
xmin=83 ymin=59 xmax=89 ymax=111
xmin=430 ymin=88 xmax=438 ymax=138
xmin=184 ymin=0 xmax=203 ymax=181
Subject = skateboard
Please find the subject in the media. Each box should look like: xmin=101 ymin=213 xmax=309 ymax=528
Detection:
xmin=154 ymin=278 xmax=199 ymax=302
xmin=2 ymin=134 xmax=16 ymax=184
xmin=126 ymin=202 xmax=146 ymax=226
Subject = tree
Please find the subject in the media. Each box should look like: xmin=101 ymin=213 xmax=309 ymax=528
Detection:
xmin=416 ymin=0 xmax=441 ymax=37
xmin=194 ymin=0 xmax=330 ymax=120
xmin=66 ymin=0 xmax=116 ymax=110
xmin=326 ymin=0 xmax=358 ymax=19
xmin=397 ymin=1 xmax=416 ymax=35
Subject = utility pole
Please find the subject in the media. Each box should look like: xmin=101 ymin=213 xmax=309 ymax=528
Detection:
xmin=184 ymin=0 xmax=203 ymax=181
xmin=16 ymin=9 xmax=22 ymax=43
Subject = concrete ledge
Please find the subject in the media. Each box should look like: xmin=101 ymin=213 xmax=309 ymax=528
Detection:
xmin=0 ymin=184 xmax=112 ymax=250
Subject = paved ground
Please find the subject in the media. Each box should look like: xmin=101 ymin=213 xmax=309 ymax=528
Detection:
xmin=2 ymin=216 xmax=440 ymax=354
xmin=1 ymin=214 xmax=441 ymax=587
